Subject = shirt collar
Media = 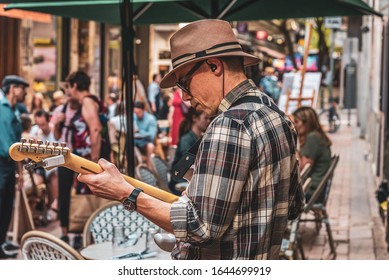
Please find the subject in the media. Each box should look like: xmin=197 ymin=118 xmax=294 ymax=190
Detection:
xmin=0 ymin=96 xmax=11 ymax=107
xmin=218 ymin=79 xmax=258 ymax=114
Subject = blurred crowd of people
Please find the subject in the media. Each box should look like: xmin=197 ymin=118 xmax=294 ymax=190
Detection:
xmin=0 ymin=58 xmax=334 ymax=258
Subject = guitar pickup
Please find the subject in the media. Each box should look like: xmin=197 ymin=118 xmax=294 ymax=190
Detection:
xmin=24 ymin=155 xmax=65 ymax=171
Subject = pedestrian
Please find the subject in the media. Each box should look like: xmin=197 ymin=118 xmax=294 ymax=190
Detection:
xmin=133 ymin=101 xmax=157 ymax=170
xmin=105 ymin=92 xmax=118 ymax=119
xmin=169 ymin=87 xmax=186 ymax=146
xmin=64 ymin=70 xmax=104 ymax=249
xmin=0 ymin=75 xmax=29 ymax=259
xmin=148 ymin=73 xmax=162 ymax=116
xmin=50 ymin=93 xmax=80 ymax=246
xmin=168 ymin=107 xmax=210 ymax=195
xmin=31 ymin=109 xmax=58 ymax=211
xmin=50 ymin=89 xmax=66 ymax=112
xmin=78 ymin=19 xmax=304 ymax=260
xmin=259 ymin=66 xmax=282 ymax=104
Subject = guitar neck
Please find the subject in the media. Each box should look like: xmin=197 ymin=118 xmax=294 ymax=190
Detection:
xmin=66 ymin=153 xmax=178 ymax=203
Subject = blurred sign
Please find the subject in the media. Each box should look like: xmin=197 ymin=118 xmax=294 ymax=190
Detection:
xmin=325 ymin=17 xmax=342 ymax=29
xmin=0 ymin=4 xmax=51 ymax=23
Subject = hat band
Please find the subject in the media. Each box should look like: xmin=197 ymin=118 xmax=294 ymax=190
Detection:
xmin=172 ymin=42 xmax=242 ymax=68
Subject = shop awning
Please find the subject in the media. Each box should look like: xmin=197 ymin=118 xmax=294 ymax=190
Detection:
xmin=3 ymin=0 xmax=382 ymax=26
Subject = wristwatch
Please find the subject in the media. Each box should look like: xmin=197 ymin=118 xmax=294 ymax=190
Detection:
xmin=122 ymin=188 xmax=144 ymax=212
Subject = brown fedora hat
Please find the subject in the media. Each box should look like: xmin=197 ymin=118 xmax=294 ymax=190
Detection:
xmin=160 ymin=19 xmax=260 ymax=88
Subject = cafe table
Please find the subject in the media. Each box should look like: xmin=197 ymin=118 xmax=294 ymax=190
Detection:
xmin=80 ymin=239 xmax=171 ymax=260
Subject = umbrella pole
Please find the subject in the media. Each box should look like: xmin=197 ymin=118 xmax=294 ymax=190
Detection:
xmin=120 ymin=0 xmax=135 ymax=177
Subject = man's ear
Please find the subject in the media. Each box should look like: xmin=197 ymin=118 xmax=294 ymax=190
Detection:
xmin=206 ymin=58 xmax=223 ymax=75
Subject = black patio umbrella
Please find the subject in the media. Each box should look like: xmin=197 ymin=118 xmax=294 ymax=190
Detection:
xmin=3 ymin=0 xmax=383 ymax=24
xmin=3 ymin=0 xmax=382 ymax=176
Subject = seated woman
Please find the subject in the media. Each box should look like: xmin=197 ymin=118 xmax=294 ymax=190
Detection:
xmin=292 ymin=106 xmax=332 ymax=203
xmin=168 ymin=107 xmax=210 ymax=195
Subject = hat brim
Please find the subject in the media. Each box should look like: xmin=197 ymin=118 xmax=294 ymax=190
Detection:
xmin=160 ymin=52 xmax=260 ymax=89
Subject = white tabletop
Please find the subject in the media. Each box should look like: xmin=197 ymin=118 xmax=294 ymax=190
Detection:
xmin=80 ymin=240 xmax=171 ymax=260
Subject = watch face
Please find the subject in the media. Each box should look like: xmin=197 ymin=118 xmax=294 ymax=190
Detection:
xmin=123 ymin=199 xmax=136 ymax=212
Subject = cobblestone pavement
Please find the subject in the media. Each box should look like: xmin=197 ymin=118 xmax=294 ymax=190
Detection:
xmin=12 ymin=108 xmax=389 ymax=260
xmin=299 ymin=108 xmax=389 ymax=260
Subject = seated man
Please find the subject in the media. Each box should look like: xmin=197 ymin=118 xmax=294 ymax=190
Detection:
xmin=133 ymin=101 xmax=157 ymax=169
xmin=30 ymin=109 xmax=58 ymax=212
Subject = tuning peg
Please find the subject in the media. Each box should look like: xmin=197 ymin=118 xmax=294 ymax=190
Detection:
xmin=20 ymin=138 xmax=27 ymax=149
xmin=60 ymin=142 xmax=67 ymax=148
xmin=45 ymin=140 xmax=50 ymax=146
xmin=37 ymin=140 xmax=43 ymax=146
xmin=52 ymin=142 xmax=59 ymax=147
xmin=28 ymin=139 xmax=35 ymax=145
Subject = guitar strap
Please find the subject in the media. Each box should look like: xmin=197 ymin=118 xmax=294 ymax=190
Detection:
xmin=171 ymin=94 xmax=284 ymax=180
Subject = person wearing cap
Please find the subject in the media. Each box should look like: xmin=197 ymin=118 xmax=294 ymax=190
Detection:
xmin=79 ymin=19 xmax=304 ymax=260
xmin=0 ymin=75 xmax=29 ymax=258
xmin=50 ymin=90 xmax=66 ymax=111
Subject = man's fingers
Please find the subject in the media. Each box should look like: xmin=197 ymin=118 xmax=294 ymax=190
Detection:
xmin=78 ymin=173 xmax=97 ymax=184
xmin=98 ymin=158 xmax=115 ymax=169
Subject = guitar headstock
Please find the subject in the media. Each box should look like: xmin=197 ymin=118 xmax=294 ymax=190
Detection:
xmin=9 ymin=138 xmax=70 ymax=163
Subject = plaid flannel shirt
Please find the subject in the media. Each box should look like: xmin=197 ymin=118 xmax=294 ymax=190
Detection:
xmin=170 ymin=79 xmax=304 ymax=259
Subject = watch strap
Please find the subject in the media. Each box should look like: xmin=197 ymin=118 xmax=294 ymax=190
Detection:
xmin=127 ymin=188 xmax=144 ymax=210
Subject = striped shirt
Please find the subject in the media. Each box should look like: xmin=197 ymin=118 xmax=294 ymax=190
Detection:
xmin=170 ymin=79 xmax=304 ymax=260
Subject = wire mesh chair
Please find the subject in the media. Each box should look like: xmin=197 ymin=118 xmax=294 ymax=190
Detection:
xmin=135 ymin=164 xmax=158 ymax=186
xmin=21 ymin=230 xmax=84 ymax=260
xmin=301 ymin=154 xmax=340 ymax=259
xmin=166 ymin=145 xmax=177 ymax=171
xmin=300 ymin=163 xmax=312 ymax=185
xmin=82 ymin=201 xmax=160 ymax=259
xmin=149 ymin=154 xmax=171 ymax=192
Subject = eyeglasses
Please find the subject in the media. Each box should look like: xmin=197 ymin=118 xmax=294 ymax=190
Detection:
xmin=175 ymin=61 xmax=204 ymax=96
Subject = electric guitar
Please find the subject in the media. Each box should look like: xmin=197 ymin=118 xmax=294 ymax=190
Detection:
xmin=9 ymin=139 xmax=179 ymax=203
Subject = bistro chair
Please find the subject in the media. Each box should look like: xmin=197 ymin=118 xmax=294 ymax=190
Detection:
xmin=279 ymin=177 xmax=312 ymax=260
xmin=301 ymin=154 xmax=340 ymax=259
xmin=82 ymin=201 xmax=159 ymax=259
xmin=149 ymin=154 xmax=171 ymax=193
xmin=135 ymin=164 xmax=158 ymax=187
xmin=166 ymin=145 xmax=177 ymax=171
xmin=21 ymin=230 xmax=84 ymax=260
xmin=300 ymin=162 xmax=312 ymax=185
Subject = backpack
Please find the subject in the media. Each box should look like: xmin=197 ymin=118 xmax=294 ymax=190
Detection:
xmin=70 ymin=95 xmax=111 ymax=160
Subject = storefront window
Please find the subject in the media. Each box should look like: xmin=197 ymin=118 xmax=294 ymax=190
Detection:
xmin=20 ymin=17 xmax=57 ymax=111
xmin=32 ymin=20 xmax=57 ymax=94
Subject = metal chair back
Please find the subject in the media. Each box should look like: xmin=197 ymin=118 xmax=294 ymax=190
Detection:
xmin=300 ymin=162 xmax=312 ymax=184
xmin=135 ymin=164 xmax=158 ymax=186
xmin=21 ymin=230 xmax=84 ymax=260
xmin=82 ymin=201 xmax=159 ymax=248
xmin=304 ymin=154 xmax=340 ymax=213
xmin=150 ymin=154 xmax=171 ymax=192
